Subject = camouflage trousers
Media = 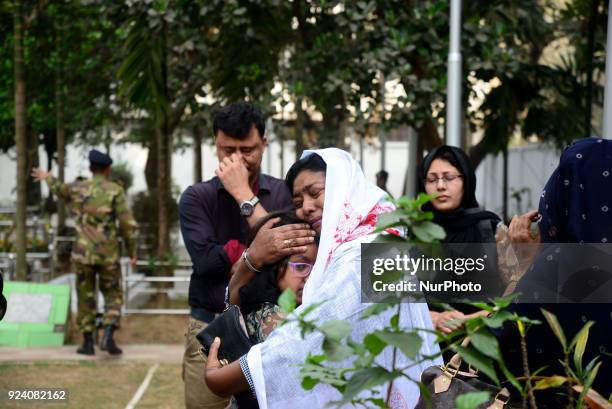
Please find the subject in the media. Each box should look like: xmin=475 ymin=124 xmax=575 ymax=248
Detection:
xmin=75 ymin=262 xmax=123 ymax=333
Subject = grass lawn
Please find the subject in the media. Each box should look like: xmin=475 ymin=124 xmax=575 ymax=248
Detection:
xmin=0 ymin=361 xmax=183 ymax=409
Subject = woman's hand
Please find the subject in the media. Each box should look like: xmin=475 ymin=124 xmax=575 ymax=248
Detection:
xmin=204 ymin=337 xmax=226 ymax=394
xmin=508 ymin=210 xmax=540 ymax=244
xmin=248 ymin=218 xmax=316 ymax=268
xmin=204 ymin=337 xmax=250 ymax=397
xmin=430 ymin=310 xmax=466 ymax=334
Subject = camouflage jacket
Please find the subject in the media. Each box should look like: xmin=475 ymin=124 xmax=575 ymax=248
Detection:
xmin=47 ymin=174 xmax=137 ymax=265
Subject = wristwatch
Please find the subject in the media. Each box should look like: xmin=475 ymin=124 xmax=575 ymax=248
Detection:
xmin=239 ymin=196 xmax=260 ymax=217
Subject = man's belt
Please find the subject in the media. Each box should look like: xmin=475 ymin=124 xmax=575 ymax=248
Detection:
xmin=190 ymin=308 xmax=216 ymax=324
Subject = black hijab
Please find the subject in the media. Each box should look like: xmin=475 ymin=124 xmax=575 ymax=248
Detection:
xmin=0 ymin=272 xmax=6 ymax=321
xmin=419 ymin=145 xmax=500 ymax=243
xmin=239 ymin=263 xmax=286 ymax=315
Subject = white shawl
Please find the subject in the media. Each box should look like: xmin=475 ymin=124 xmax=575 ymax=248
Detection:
xmin=247 ymin=148 xmax=441 ymax=408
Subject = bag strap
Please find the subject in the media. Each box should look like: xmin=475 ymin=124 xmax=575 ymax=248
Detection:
xmin=446 ymin=337 xmax=475 ymax=374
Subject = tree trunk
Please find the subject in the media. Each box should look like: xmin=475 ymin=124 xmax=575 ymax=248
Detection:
xmin=145 ymin=136 xmax=158 ymax=190
xmin=55 ymin=36 xmax=66 ymax=232
xmin=157 ymin=125 xmax=170 ymax=258
xmin=193 ymin=125 xmax=203 ymax=183
xmin=294 ymin=96 xmax=305 ymax=161
xmin=468 ymin=138 xmax=490 ymax=170
xmin=14 ymin=0 xmax=28 ymax=280
xmin=26 ymin=128 xmax=41 ymax=206
xmin=584 ymin=0 xmax=598 ymax=138
xmin=155 ymin=24 xmax=171 ymax=305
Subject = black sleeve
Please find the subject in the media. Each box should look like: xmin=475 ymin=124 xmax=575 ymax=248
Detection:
xmin=179 ymin=186 xmax=231 ymax=278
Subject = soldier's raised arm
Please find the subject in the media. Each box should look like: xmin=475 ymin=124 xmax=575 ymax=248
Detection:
xmin=115 ymin=187 xmax=137 ymax=261
xmin=31 ymin=168 xmax=72 ymax=201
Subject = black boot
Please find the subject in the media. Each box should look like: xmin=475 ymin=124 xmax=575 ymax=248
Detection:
xmin=100 ymin=325 xmax=122 ymax=355
xmin=76 ymin=332 xmax=95 ymax=355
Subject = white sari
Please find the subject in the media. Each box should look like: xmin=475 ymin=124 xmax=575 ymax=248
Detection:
xmin=246 ymin=148 xmax=441 ymax=408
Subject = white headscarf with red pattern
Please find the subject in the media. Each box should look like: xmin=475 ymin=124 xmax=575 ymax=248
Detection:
xmin=246 ymin=148 xmax=440 ymax=409
xmin=301 ymin=147 xmax=395 ymax=303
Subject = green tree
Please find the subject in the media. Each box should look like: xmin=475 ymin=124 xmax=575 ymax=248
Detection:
xmin=13 ymin=0 xmax=28 ymax=280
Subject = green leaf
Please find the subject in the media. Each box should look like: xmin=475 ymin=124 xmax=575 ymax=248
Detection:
xmin=322 ymin=339 xmax=353 ymax=362
xmin=570 ymin=321 xmax=594 ymax=376
xmin=319 ymin=320 xmax=352 ymax=342
xmin=361 ymin=302 xmax=395 ymax=320
xmin=375 ymin=209 xmax=405 ymax=230
xmin=455 ymin=346 xmax=500 ymax=386
xmin=482 ymin=310 xmax=514 ymax=328
xmin=498 ymin=358 xmax=523 ymax=393
xmin=374 ymin=331 xmax=422 ymax=360
xmin=470 ymin=329 xmax=501 ymax=361
xmin=540 ymin=308 xmax=567 ymax=352
xmin=301 ymin=376 xmax=319 ymax=390
xmin=533 ymin=376 xmax=567 ymax=390
xmin=305 ymin=353 xmax=327 ymax=365
xmin=390 ymin=313 xmax=400 ymax=330
xmin=298 ymin=301 xmax=327 ymax=318
xmin=456 ymin=391 xmax=490 ymax=409
xmin=412 ymin=221 xmax=446 ymax=243
xmin=364 ymin=333 xmax=388 ymax=355
xmin=278 ymin=288 xmax=296 ymax=313
xmin=342 ymin=367 xmax=397 ymax=402
xmin=578 ymin=361 xmax=602 ymax=408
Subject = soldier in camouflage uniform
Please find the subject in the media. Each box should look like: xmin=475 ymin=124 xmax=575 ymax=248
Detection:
xmin=32 ymin=149 xmax=137 ymax=355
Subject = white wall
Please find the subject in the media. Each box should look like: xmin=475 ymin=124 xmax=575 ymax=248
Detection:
xmin=0 ymin=140 xmax=561 ymax=220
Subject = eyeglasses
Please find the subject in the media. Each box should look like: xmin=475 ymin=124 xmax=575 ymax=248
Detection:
xmin=425 ymin=174 xmax=463 ymax=185
xmin=288 ymin=262 xmax=313 ymax=277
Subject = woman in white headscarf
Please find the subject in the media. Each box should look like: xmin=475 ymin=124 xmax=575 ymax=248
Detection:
xmin=206 ymin=148 xmax=441 ymax=408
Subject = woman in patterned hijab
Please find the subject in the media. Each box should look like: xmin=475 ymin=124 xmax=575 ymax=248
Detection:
xmin=502 ymin=138 xmax=612 ymax=402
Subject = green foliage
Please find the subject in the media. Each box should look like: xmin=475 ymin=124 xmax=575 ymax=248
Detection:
xmin=375 ymin=193 xmax=446 ymax=243
xmin=456 ymin=391 xmax=490 ymax=409
xmin=282 ymin=194 xmax=608 ymax=406
xmin=110 ymin=161 xmax=134 ymax=192
xmin=278 ymin=288 xmax=297 ymax=314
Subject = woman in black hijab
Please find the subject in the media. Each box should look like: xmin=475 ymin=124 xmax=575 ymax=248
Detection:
xmin=420 ymin=145 xmax=502 ymax=243
xmin=419 ymin=145 xmax=510 ymax=332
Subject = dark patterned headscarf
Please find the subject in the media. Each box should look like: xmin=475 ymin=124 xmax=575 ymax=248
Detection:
xmin=508 ymin=138 xmax=612 ymax=397
xmin=538 ymin=138 xmax=612 ymax=243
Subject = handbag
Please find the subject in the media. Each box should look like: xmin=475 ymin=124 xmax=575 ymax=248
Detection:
xmin=415 ymin=338 xmax=520 ymax=409
xmin=196 ymin=304 xmax=259 ymax=409
xmin=196 ymin=304 xmax=254 ymax=364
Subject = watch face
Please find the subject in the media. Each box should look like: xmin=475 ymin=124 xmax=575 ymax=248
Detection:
xmin=241 ymin=202 xmax=254 ymax=216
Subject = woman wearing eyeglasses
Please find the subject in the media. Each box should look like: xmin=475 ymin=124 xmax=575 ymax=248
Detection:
xmin=206 ymin=211 xmax=317 ymax=409
xmin=419 ymin=145 xmax=512 ymax=333
xmin=238 ymin=211 xmax=317 ymax=343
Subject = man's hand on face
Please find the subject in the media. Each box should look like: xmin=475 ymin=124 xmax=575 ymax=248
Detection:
xmin=248 ymin=217 xmax=317 ymax=269
xmin=215 ymin=153 xmax=253 ymax=203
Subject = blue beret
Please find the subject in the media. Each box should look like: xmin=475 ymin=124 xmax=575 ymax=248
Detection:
xmin=88 ymin=149 xmax=113 ymax=166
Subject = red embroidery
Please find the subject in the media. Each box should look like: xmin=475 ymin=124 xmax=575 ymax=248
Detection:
xmin=327 ymin=200 xmax=395 ymax=263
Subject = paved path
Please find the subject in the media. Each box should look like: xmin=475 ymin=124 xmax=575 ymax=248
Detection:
xmin=0 ymin=344 xmax=183 ymax=364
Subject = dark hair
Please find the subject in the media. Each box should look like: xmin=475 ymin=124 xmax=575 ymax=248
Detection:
xmin=285 ymin=153 xmax=327 ymax=194
xmin=376 ymin=170 xmax=389 ymax=180
xmin=89 ymin=164 xmax=110 ymax=174
xmin=212 ymin=102 xmax=265 ymax=140
xmin=419 ymin=145 xmax=479 ymax=211
xmin=239 ymin=211 xmax=317 ymax=314
xmin=428 ymin=149 xmax=463 ymax=176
